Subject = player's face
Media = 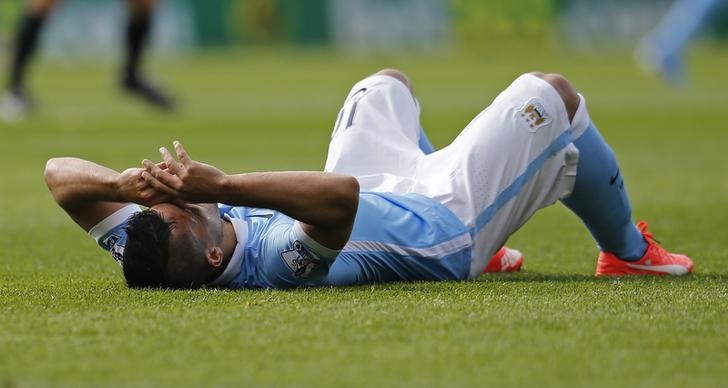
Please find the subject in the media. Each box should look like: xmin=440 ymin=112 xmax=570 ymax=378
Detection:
xmin=151 ymin=202 xmax=222 ymax=248
xmin=150 ymin=202 xmax=223 ymax=285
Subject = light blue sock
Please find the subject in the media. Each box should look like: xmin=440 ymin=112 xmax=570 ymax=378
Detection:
xmin=419 ymin=127 xmax=435 ymax=154
xmin=561 ymin=122 xmax=647 ymax=261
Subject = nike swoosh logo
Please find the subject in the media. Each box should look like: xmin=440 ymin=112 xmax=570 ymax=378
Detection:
xmin=610 ymin=169 xmax=620 ymax=185
xmin=625 ymin=263 xmax=689 ymax=275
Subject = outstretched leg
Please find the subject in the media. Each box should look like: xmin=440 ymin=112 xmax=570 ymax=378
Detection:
xmin=121 ymin=0 xmax=174 ymax=110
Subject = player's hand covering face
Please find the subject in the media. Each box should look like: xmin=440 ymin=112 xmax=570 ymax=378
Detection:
xmin=141 ymin=141 xmax=228 ymax=204
xmin=118 ymin=164 xmax=175 ymax=206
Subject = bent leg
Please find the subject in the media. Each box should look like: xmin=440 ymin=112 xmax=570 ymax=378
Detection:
xmin=560 ymin=105 xmax=647 ymax=260
xmin=530 ymin=73 xmax=647 ymax=260
xmin=555 ymin=78 xmax=692 ymax=275
xmin=529 ymin=74 xmax=647 ymax=259
xmin=324 ymin=69 xmax=428 ymax=192
xmin=374 ymin=69 xmax=435 ymax=154
xmin=415 ymin=72 xmax=582 ymax=277
xmin=526 ymin=73 xmax=647 ymax=260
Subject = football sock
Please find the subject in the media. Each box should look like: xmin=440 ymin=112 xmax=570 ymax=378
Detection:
xmin=561 ymin=122 xmax=647 ymax=261
xmin=121 ymin=6 xmax=174 ymax=111
xmin=123 ymin=9 xmax=151 ymax=83
xmin=9 ymin=13 xmax=46 ymax=93
xmin=418 ymin=127 xmax=435 ymax=154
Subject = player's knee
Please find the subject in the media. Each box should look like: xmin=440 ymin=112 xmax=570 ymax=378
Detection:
xmin=375 ymin=69 xmax=413 ymax=93
xmin=528 ymin=72 xmax=579 ymax=122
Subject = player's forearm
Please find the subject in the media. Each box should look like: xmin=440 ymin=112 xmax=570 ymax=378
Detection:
xmin=44 ymin=157 xmax=124 ymax=210
xmin=221 ymin=171 xmax=360 ymax=229
xmin=143 ymin=141 xmax=360 ymax=249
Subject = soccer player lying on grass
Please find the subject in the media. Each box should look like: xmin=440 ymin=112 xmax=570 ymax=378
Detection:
xmin=44 ymin=69 xmax=694 ymax=289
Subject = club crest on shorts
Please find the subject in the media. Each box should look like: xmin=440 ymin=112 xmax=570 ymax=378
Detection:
xmin=518 ymin=99 xmax=551 ymax=132
xmin=280 ymin=240 xmax=319 ymax=278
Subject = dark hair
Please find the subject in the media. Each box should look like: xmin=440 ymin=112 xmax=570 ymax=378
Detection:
xmin=122 ymin=210 xmax=172 ymax=288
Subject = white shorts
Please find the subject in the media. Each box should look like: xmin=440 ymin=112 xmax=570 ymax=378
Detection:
xmin=325 ymin=73 xmax=591 ymax=278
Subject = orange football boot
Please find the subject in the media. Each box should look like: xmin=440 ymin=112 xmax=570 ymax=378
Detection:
xmin=595 ymin=221 xmax=693 ymax=276
xmin=484 ymin=246 xmax=524 ymax=273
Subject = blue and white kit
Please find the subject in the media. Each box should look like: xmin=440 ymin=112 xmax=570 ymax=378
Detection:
xmin=325 ymin=73 xmax=590 ymax=277
xmin=90 ymin=193 xmax=470 ymax=289
xmin=90 ymin=72 xmax=593 ymax=288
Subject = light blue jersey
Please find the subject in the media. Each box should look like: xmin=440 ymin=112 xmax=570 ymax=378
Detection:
xmin=324 ymin=192 xmax=471 ymax=286
xmin=217 ymin=192 xmax=472 ymax=289
xmin=93 ymin=192 xmax=472 ymax=289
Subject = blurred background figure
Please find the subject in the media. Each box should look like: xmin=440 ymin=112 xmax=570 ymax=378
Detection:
xmin=1 ymin=0 xmax=174 ymax=122
xmin=635 ymin=0 xmax=727 ymax=85
xmin=1 ymin=0 xmax=726 ymax=125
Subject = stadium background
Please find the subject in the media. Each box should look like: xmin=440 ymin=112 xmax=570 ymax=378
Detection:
xmin=2 ymin=0 xmax=728 ymax=55
xmin=1 ymin=1 xmax=727 ymax=387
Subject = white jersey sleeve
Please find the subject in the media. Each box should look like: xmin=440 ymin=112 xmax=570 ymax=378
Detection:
xmin=88 ymin=204 xmax=142 ymax=266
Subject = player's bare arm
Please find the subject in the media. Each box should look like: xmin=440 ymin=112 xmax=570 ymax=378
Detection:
xmin=142 ymin=141 xmax=360 ymax=250
xmin=44 ymin=157 xmax=171 ymax=231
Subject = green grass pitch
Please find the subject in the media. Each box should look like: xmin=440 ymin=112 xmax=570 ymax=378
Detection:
xmin=1 ymin=47 xmax=727 ymax=387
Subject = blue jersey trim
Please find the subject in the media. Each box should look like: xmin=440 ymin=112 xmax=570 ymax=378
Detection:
xmin=472 ymin=129 xmax=573 ymax=234
xmin=342 ymin=232 xmax=470 ymax=258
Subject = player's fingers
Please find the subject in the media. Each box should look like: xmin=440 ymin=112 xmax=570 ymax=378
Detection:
xmin=141 ymin=171 xmax=179 ymax=197
xmin=173 ymin=140 xmax=192 ymax=166
xmin=159 ymin=147 xmax=180 ymax=175
xmin=153 ymin=162 xmax=174 ymax=175
xmin=143 ymin=159 xmax=160 ymax=173
xmin=142 ymin=159 xmax=182 ymax=190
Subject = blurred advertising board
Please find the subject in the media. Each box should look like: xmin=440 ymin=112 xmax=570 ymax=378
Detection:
xmin=1 ymin=0 xmax=725 ymax=58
